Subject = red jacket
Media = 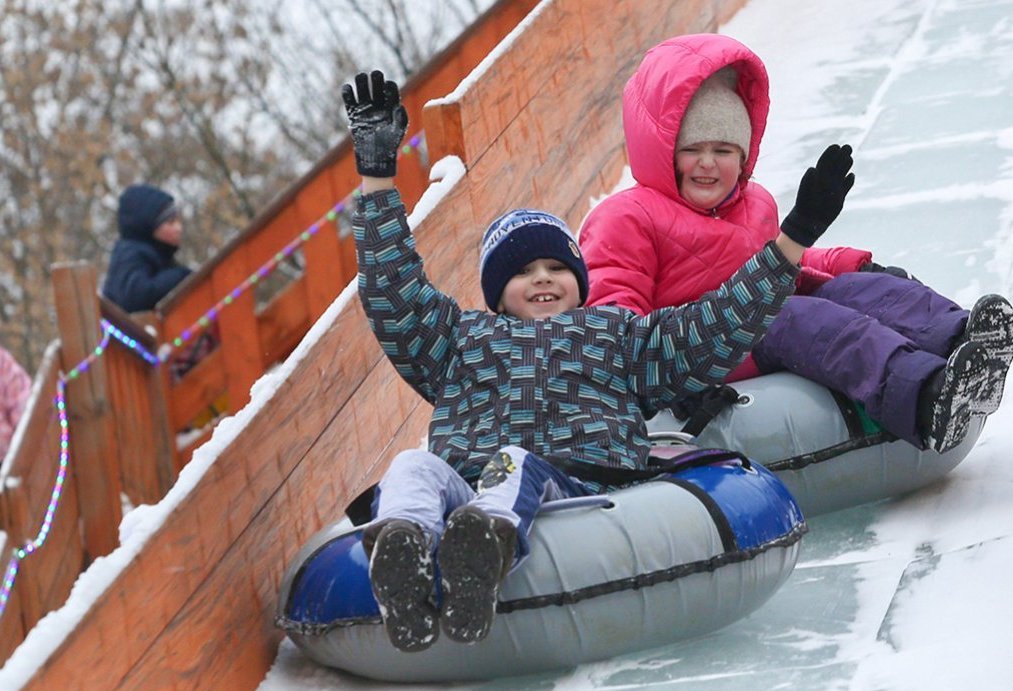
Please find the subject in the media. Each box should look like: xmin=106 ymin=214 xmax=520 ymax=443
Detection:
xmin=580 ymin=35 xmax=871 ymax=372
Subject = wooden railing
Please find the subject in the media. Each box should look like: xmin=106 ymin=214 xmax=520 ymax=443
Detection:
xmin=0 ymin=0 xmax=537 ymax=665
xmin=1 ymin=0 xmax=751 ymax=685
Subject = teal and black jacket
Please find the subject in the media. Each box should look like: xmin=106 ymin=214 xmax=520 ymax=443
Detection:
xmin=354 ymin=189 xmax=798 ymax=492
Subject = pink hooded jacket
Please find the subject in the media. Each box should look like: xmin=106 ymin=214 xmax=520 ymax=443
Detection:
xmin=580 ymin=34 xmax=870 ymax=323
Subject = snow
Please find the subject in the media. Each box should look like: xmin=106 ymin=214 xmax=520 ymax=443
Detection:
xmin=5 ymin=0 xmax=1013 ymax=688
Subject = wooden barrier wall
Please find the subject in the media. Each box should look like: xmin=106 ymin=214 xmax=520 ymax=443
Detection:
xmin=0 ymin=344 xmax=83 ymax=663
xmin=14 ymin=0 xmax=748 ymax=687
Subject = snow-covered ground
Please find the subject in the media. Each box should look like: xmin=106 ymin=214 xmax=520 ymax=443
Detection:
xmin=261 ymin=0 xmax=1013 ymax=689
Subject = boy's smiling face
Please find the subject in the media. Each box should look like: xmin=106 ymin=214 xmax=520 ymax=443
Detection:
xmin=498 ymin=258 xmax=581 ymax=320
xmin=675 ymin=141 xmax=744 ymax=210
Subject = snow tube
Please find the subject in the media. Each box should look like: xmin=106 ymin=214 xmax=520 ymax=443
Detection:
xmin=275 ymin=450 xmax=806 ymax=682
xmin=648 ymin=372 xmax=985 ymax=517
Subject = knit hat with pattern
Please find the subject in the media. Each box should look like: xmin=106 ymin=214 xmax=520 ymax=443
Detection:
xmin=479 ymin=209 xmax=588 ymax=312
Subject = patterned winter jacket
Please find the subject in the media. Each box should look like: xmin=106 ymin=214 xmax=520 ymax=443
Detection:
xmin=355 ymin=189 xmax=798 ymax=490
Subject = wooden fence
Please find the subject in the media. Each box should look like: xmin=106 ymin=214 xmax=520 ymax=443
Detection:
xmin=1 ymin=0 xmax=750 ymax=685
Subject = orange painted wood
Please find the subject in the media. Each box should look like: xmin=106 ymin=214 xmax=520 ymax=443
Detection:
xmin=168 ymin=350 xmax=228 ymax=431
xmin=0 ymin=343 xmax=87 ymax=666
xmin=0 ymin=532 xmax=24 ymax=662
xmin=50 ymin=263 xmax=122 ymax=559
xmin=292 ymin=177 xmax=346 ymax=321
xmin=130 ymin=312 xmax=178 ymax=494
xmin=210 ymin=255 xmax=262 ymax=413
xmin=104 ymin=344 xmax=165 ymax=505
xmin=257 ymin=278 xmax=311 ymax=366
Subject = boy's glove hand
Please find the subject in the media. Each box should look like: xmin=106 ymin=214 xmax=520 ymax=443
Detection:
xmin=780 ymin=144 xmax=856 ymax=247
xmin=859 ymin=261 xmax=920 ymax=283
xmin=342 ymin=70 xmax=408 ymax=178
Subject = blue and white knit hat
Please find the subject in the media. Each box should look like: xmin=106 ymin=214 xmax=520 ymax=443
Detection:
xmin=479 ymin=209 xmax=589 ymax=311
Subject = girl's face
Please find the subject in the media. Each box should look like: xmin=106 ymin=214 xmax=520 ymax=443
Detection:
xmin=675 ymin=141 xmax=744 ymax=211
xmin=498 ymin=258 xmax=581 ymax=320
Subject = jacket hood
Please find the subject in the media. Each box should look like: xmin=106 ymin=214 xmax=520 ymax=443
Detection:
xmin=622 ymin=34 xmax=770 ymax=203
xmin=117 ymin=183 xmax=175 ymax=241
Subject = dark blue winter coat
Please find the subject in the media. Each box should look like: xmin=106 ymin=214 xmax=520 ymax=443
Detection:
xmin=102 ymin=184 xmax=191 ymax=313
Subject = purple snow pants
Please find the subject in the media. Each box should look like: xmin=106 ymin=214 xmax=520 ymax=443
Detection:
xmin=751 ymin=272 xmax=968 ymax=447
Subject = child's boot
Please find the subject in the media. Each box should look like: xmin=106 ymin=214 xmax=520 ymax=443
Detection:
xmin=438 ymin=505 xmax=517 ymax=644
xmin=959 ymin=294 xmax=1013 ymax=413
xmin=918 ymin=340 xmax=998 ymax=453
xmin=366 ymin=519 xmax=439 ymax=652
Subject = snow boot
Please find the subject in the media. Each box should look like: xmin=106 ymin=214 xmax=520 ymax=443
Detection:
xmin=438 ymin=505 xmax=517 ymax=644
xmin=920 ymin=340 xmax=1002 ymax=453
xmin=367 ymin=519 xmax=440 ymax=652
xmin=958 ymin=294 xmax=1013 ymax=414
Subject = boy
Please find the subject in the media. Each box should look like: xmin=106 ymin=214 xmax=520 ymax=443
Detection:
xmin=580 ymin=34 xmax=1013 ymax=453
xmin=343 ymin=70 xmax=820 ymax=653
xmin=103 ymin=183 xmax=191 ymax=313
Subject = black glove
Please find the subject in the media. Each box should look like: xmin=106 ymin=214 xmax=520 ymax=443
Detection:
xmin=341 ymin=70 xmax=409 ymax=178
xmin=780 ymin=144 xmax=856 ymax=247
xmin=859 ymin=261 xmax=920 ymax=283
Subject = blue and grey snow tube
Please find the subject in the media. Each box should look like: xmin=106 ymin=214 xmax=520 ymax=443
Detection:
xmin=648 ymin=371 xmax=984 ymax=517
xmin=275 ymin=452 xmax=806 ymax=682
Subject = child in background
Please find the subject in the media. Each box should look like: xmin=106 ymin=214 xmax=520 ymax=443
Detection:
xmin=343 ymin=70 xmax=830 ymax=653
xmin=579 ymin=33 xmax=1013 ymax=453
xmin=103 ymin=183 xmax=191 ymax=313
xmin=102 ymin=183 xmax=216 ymax=382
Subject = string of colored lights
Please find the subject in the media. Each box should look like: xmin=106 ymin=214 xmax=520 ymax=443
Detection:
xmin=0 ymin=132 xmax=426 ymax=619
xmin=158 ymin=132 xmax=425 ymax=362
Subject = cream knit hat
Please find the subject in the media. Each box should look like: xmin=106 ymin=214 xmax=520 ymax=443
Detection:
xmin=676 ymin=67 xmax=751 ymax=154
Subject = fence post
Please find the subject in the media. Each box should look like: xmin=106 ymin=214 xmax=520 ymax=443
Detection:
xmin=122 ymin=311 xmax=178 ymax=499
xmin=51 ymin=262 xmax=122 ymax=560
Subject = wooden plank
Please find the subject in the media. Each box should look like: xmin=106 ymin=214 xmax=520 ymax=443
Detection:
xmin=292 ymin=176 xmax=346 ymax=321
xmin=124 ymin=312 xmax=177 ymax=495
xmin=0 ymin=531 xmax=26 ymax=664
xmin=105 ymin=344 xmax=164 ymax=505
xmin=1 ymin=479 xmax=42 ymax=630
xmin=50 ymin=263 xmax=122 ymax=559
xmin=167 ymin=350 xmax=228 ymax=431
xmin=210 ymin=254 xmax=262 ymax=414
xmin=256 ymin=279 xmax=310 ymax=367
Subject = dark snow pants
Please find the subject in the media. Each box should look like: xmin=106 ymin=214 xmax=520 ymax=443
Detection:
xmin=752 ymin=272 xmax=968 ymax=447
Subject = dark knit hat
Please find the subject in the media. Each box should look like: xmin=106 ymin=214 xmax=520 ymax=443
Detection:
xmin=479 ymin=209 xmax=588 ymax=312
xmin=117 ymin=184 xmax=176 ymax=240
xmin=676 ymin=67 xmax=752 ymax=154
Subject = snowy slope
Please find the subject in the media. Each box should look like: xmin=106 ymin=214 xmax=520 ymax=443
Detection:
xmin=260 ymin=0 xmax=1013 ymax=689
